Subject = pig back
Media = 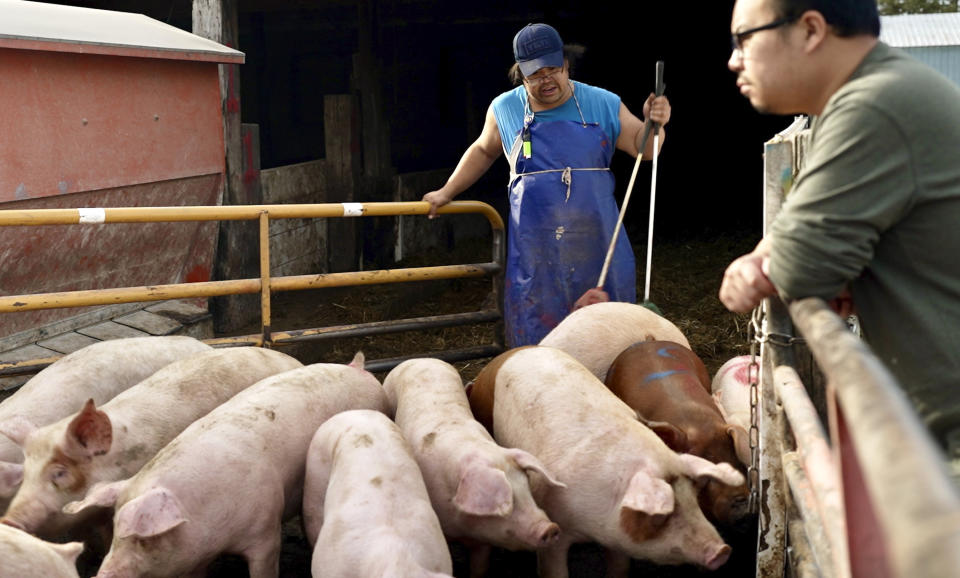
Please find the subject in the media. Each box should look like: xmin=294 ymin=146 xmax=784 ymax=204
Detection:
xmin=465 ymin=346 xmax=536 ymax=433
xmin=143 ymin=361 xmax=388 ymax=510
xmin=487 ymin=346 xmax=643 ymax=465
xmin=604 ymin=340 xmax=720 ymax=427
xmin=75 ymin=362 xmax=388 ymax=578
xmin=711 ymin=355 xmax=753 ymax=432
xmin=0 ymin=524 xmax=82 ymax=578
xmin=539 ymin=302 xmax=691 ymax=382
xmin=306 ymin=410 xmax=451 ymax=577
xmin=0 ymin=336 xmax=212 ymax=464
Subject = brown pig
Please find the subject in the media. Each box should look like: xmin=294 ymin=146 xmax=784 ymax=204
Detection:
xmin=604 ymin=341 xmax=751 ymax=527
xmin=468 ymin=345 xmax=744 ymax=578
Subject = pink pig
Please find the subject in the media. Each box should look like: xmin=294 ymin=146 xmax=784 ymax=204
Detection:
xmin=303 ymin=409 xmax=453 ymax=578
xmin=0 ymin=346 xmax=302 ymax=540
xmin=0 ymin=523 xmax=83 ymax=578
xmin=383 ymin=358 xmax=564 ymax=578
xmin=539 ymin=301 xmax=691 ymax=382
xmin=711 ymin=355 xmax=754 ymax=432
xmin=468 ymin=346 xmax=744 ymax=578
xmin=66 ymin=353 xmax=387 ymax=578
xmin=0 ymin=336 xmax=212 ymax=511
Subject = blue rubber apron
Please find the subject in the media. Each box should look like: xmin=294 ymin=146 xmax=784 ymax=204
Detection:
xmin=504 ymin=86 xmax=636 ymax=347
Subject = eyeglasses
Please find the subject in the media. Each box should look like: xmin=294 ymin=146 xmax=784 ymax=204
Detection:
xmin=524 ymin=67 xmax=564 ymax=86
xmin=731 ymin=16 xmax=797 ymax=53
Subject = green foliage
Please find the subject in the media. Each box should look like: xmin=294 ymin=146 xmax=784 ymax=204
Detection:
xmin=878 ymin=0 xmax=959 ymax=15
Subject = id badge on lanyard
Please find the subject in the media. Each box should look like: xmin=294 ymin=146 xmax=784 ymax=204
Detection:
xmin=522 ymin=111 xmax=534 ymax=159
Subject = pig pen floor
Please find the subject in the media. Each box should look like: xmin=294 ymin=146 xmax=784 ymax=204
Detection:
xmin=195 ymin=229 xmax=762 ymax=578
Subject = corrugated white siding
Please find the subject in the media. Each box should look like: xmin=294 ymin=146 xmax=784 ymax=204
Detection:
xmin=881 ymin=13 xmax=960 ymax=87
xmin=881 ymin=12 xmax=960 ymax=47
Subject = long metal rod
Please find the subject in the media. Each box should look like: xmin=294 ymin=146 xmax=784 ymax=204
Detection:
xmin=782 ymin=451 xmax=834 ymax=576
xmin=0 ymin=263 xmax=500 ymax=313
xmin=206 ymin=310 xmax=502 ymax=348
xmin=775 ymin=364 xmax=849 ymax=578
xmin=258 ymin=211 xmax=272 ymax=347
xmin=643 ymin=132 xmax=659 ymax=302
xmin=0 ymin=200 xmax=505 ymax=229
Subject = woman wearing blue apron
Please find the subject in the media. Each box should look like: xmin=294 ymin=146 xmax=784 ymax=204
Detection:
xmin=422 ymin=23 xmax=671 ymax=347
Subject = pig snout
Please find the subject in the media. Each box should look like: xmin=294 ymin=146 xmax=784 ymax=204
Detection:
xmin=704 ymin=542 xmax=732 ymax=570
xmin=532 ymin=520 xmax=561 ymax=547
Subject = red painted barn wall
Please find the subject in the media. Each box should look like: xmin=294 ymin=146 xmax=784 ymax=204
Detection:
xmin=0 ymin=48 xmax=227 ymax=340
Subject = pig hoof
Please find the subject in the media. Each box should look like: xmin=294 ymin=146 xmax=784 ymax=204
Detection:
xmin=705 ymin=543 xmax=731 ymax=570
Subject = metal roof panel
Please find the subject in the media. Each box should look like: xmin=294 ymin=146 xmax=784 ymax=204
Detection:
xmin=0 ymin=0 xmax=244 ymax=63
xmin=880 ymin=12 xmax=960 ymax=48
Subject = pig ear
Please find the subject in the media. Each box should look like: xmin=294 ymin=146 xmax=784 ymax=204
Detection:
xmin=678 ymin=453 xmax=745 ymax=488
xmin=63 ymin=479 xmax=127 ymax=515
xmin=0 ymin=461 xmax=24 ymax=497
xmin=454 ymin=462 xmax=513 ymax=517
xmin=712 ymin=392 xmax=730 ymax=421
xmin=348 ymin=351 xmax=365 ymax=369
xmin=115 ymin=486 xmax=188 ymax=539
xmin=63 ymin=399 xmax=113 ymax=460
xmin=727 ymin=425 xmax=751 ymax=467
xmin=0 ymin=415 xmax=38 ymax=446
xmin=621 ymin=470 xmax=674 ymax=516
xmin=506 ymin=448 xmax=566 ymax=488
xmin=635 ymin=413 xmax=689 ymax=453
xmin=49 ymin=541 xmax=84 ymax=565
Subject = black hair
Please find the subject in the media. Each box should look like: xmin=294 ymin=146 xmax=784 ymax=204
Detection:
xmin=508 ymin=44 xmax=586 ymax=86
xmin=772 ymin=0 xmax=880 ymax=37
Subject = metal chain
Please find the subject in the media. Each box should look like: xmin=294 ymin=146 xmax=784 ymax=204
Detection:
xmin=747 ymin=306 xmax=763 ymax=515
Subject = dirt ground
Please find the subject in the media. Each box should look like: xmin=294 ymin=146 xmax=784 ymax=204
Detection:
xmin=241 ymin=229 xmax=760 ymax=382
xmin=203 ymin=229 xmax=762 ymax=578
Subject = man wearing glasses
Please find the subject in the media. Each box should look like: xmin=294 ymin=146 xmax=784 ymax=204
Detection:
xmin=720 ymin=0 xmax=960 ymax=479
xmin=422 ymin=23 xmax=671 ymax=347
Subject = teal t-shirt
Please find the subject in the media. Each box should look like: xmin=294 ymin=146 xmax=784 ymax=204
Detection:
xmin=491 ymin=81 xmax=622 ymax=156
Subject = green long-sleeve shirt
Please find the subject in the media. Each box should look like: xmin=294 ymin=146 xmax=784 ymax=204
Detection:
xmin=768 ymin=42 xmax=960 ymax=442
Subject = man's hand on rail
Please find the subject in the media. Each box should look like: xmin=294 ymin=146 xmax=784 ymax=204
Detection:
xmin=720 ymin=244 xmax=777 ymax=314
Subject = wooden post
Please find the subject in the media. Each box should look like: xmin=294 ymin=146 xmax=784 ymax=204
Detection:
xmin=354 ymin=0 xmax=395 ymax=269
xmin=324 ymin=94 xmax=360 ymax=273
xmin=193 ymin=0 xmax=260 ymax=332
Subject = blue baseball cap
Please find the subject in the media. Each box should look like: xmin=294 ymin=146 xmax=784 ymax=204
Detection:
xmin=513 ymin=23 xmax=564 ymax=77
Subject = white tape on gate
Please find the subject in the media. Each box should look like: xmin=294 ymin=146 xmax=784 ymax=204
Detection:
xmin=78 ymin=208 xmax=106 ymax=224
xmin=341 ymin=203 xmax=364 ymax=217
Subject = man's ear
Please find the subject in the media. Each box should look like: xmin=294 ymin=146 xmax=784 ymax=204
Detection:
xmin=799 ymin=9 xmax=829 ymax=53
